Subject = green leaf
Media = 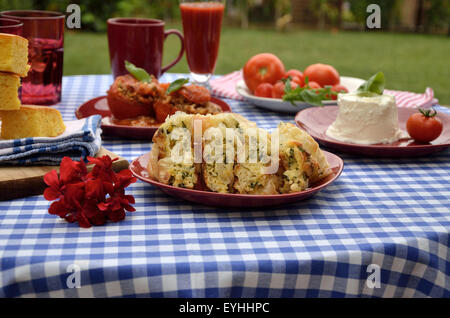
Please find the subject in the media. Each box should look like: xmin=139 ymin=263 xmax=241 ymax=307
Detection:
xmin=125 ymin=61 xmax=152 ymax=83
xmin=282 ymin=86 xmax=324 ymax=107
xmin=284 ymin=78 xmax=292 ymax=95
xmin=166 ymin=78 xmax=190 ymax=94
xmin=299 ymin=89 xmax=323 ymax=106
xmin=357 ymin=72 xmax=385 ymax=95
xmin=304 ymin=76 xmax=309 ymax=85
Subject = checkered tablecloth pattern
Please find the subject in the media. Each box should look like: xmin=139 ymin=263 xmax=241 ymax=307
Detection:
xmin=0 ymin=74 xmax=449 ymax=298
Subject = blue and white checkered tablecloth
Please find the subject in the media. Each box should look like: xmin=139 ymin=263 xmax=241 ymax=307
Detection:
xmin=0 ymin=74 xmax=449 ymax=298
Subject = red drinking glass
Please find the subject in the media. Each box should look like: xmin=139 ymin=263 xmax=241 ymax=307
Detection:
xmin=180 ymin=0 xmax=225 ymax=86
xmin=0 ymin=10 xmax=65 ymax=105
xmin=0 ymin=18 xmax=23 ymax=35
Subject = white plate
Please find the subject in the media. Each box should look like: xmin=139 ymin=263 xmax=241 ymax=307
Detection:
xmin=235 ymin=76 xmax=366 ymax=114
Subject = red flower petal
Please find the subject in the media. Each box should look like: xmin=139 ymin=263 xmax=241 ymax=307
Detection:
xmin=48 ymin=200 xmax=69 ymax=218
xmin=103 ymin=181 xmax=115 ymax=196
xmin=118 ymin=195 xmax=136 ymax=212
xmin=115 ymin=169 xmax=137 ymax=189
xmin=64 ymin=182 xmax=86 ymax=209
xmin=97 ymin=201 xmax=109 ymax=212
xmin=106 ymin=208 xmax=126 ymax=223
xmin=110 ymin=197 xmax=122 ymax=211
xmin=87 ymin=156 xmax=118 ymax=183
xmin=82 ymin=200 xmax=99 ymax=217
xmin=89 ymin=213 xmax=107 ymax=226
xmin=60 ymin=157 xmax=88 ymax=184
xmin=44 ymin=187 xmax=61 ymax=201
xmin=122 ymin=204 xmax=136 ymax=212
xmin=85 ymin=179 xmax=104 ymax=200
xmin=43 ymin=170 xmax=59 ymax=187
xmin=65 ymin=213 xmax=77 ymax=223
xmin=88 ymin=155 xmax=118 ymax=168
xmin=76 ymin=211 xmax=92 ymax=228
xmin=124 ymin=194 xmax=136 ymax=205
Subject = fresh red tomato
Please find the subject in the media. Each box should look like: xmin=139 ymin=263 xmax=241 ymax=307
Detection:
xmin=332 ymin=84 xmax=348 ymax=93
xmin=330 ymin=84 xmax=349 ymax=100
xmin=283 ymin=69 xmax=305 ymax=87
xmin=254 ymin=83 xmax=274 ymax=98
xmin=304 ymin=64 xmax=340 ymax=87
xmin=283 ymin=75 xmax=302 ymax=86
xmin=272 ymin=81 xmax=299 ymax=99
xmin=406 ymin=109 xmax=443 ymax=143
xmin=307 ymin=81 xmax=322 ymax=89
xmin=243 ymin=53 xmax=285 ymax=93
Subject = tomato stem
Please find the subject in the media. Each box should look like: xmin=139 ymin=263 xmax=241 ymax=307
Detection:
xmin=418 ymin=108 xmax=437 ymax=118
xmin=259 ymin=67 xmax=267 ymax=77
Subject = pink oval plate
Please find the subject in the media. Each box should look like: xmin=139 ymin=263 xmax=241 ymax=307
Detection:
xmin=130 ymin=151 xmax=344 ymax=208
xmin=75 ymin=96 xmax=232 ymax=140
xmin=295 ymin=106 xmax=450 ymax=157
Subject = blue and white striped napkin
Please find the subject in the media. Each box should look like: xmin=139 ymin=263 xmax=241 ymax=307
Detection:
xmin=0 ymin=115 xmax=102 ymax=165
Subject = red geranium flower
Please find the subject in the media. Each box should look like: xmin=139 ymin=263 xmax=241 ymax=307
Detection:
xmin=43 ymin=170 xmax=63 ymax=201
xmin=114 ymin=169 xmax=137 ymax=191
xmin=43 ymin=156 xmax=137 ymax=228
xmin=60 ymin=157 xmax=88 ymax=184
xmin=87 ymin=156 xmax=118 ymax=183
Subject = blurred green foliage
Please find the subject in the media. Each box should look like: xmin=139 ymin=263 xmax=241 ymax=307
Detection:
xmin=425 ymin=0 xmax=450 ymax=32
xmin=347 ymin=0 xmax=401 ymax=29
xmin=0 ymin=0 xmax=448 ymax=32
xmin=0 ymin=0 xmax=180 ymax=31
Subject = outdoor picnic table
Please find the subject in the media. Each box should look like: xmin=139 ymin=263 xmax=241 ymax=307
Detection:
xmin=0 ymin=74 xmax=449 ymax=298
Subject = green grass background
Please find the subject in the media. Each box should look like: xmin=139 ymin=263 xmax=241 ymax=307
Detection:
xmin=64 ymin=25 xmax=450 ymax=105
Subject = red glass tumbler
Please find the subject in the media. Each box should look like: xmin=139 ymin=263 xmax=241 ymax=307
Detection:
xmin=1 ymin=10 xmax=65 ymax=105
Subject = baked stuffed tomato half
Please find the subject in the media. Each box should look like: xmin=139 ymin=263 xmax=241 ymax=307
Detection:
xmin=107 ymin=74 xmax=164 ymax=120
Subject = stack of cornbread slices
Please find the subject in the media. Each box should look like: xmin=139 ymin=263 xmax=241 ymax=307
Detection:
xmin=0 ymin=33 xmax=29 ymax=110
xmin=0 ymin=33 xmax=65 ymax=140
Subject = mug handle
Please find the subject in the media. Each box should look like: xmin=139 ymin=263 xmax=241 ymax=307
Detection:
xmin=161 ymin=29 xmax=185 ymax=75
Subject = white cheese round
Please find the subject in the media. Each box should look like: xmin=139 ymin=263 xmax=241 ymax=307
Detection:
xmin=326 ymin=93 xmax=408 ymax=145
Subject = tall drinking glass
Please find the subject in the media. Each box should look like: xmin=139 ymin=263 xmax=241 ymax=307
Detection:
xmin=0 ymin=18 xmax=23 ymax=35
xmin=0 ymin=10 xmax=65 ymax=105
xmin=0 ymin=18 xmax=24 ymax=100
xmin=180 ymin=0 xmax=225 ymax=87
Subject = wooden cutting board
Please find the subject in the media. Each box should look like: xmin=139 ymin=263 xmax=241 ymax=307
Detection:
xmin=0 ymin=147 xmax=130 ymax=201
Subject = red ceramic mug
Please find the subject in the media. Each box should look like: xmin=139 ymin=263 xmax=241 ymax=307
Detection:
xmin=108 ymin=18 xmax=184 ymax=78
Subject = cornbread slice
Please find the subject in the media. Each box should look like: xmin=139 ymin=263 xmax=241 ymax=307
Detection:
xmin=0 ymin=72 xmax=21 ymax=110
xmin=0 ymin=105 xmax=66 ymax=139
xmin=0 ymin=33 xmax=30 ymax=77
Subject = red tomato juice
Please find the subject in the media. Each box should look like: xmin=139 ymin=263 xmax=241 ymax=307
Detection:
xmin=180 ymin=2 xmax=224 ymax=74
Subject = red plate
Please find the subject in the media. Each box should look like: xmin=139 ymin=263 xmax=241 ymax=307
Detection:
xmin=75 ymin=96 xmax=233 ymax=140
xmin=295 ymin=106 xmax=450 ymax=157
xmin=130 ymin=151 xmax=344 ymax=208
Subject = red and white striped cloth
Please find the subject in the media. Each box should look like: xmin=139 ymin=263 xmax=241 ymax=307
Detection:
xmin=210 ymin=71 xmax=438 ymax=108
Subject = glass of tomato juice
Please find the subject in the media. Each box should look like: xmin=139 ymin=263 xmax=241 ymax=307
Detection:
xmin=180 ymin=0 xmax=225 ymax=87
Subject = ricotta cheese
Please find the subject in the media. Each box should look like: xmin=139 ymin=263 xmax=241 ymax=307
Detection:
xmin=326 ymin=93 xmax=408 ymax=145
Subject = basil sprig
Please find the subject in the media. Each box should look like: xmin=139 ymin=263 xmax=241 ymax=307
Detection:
xmin=125 ymin=61 xmax=152 ymax=83
xmin=357 ymin=72 xmax=385 ymax=96
xmin=283 ymin=76 xmax=337 ymax=107
xmin=124 ymin=61 xmax=189 ymax=94
xmin=166 ymin=78 xmax=190 ymax=94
